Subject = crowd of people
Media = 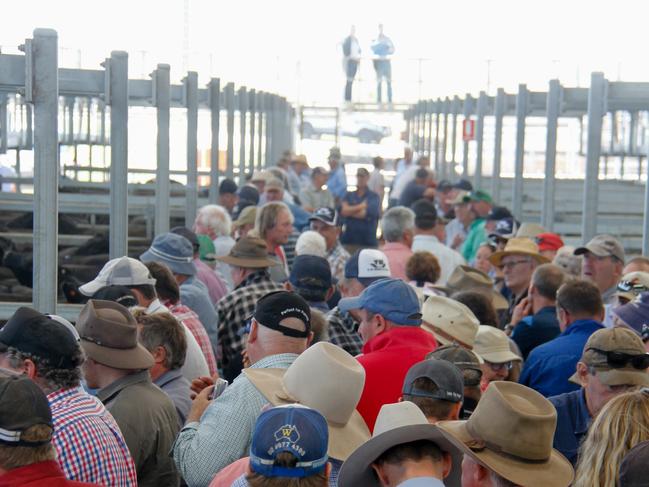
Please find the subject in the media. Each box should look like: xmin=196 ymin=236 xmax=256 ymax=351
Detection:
xmin=3 ymin=146 xmax=649 ymax=486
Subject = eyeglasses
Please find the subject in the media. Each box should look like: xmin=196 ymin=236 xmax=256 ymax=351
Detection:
xmin=485 ymin=360 xmax=513 ymax=372
xmin=617 ymin=280 xmax=649 ymax=294
xmin=498 ymin=259 xmax=531 ymax=271
xmin=588 ymin=348 xmax=649 ymax=370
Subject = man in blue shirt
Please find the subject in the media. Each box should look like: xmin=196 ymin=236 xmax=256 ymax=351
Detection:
xmin=340 ymin=168 xmax=381 ymax=249
xmin=549 ymin=327 xmax=649 ymax=466
xmin=326 ymin=147 xmax=347 ymax=203
xmin=508 ymin=263 xmax=565 ymax=359
xmin=519 ymin=279 xmax=605 ymax=397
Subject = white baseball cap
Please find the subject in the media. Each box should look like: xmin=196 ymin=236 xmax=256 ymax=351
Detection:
xmin=344 ymin=249 xmax=391 ymax=286
xmin=79 ymin=256 xmax=157 ymax=297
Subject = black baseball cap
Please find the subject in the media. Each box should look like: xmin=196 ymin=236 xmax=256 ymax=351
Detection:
xmin=0 ymin=375 xmax=53 ymax=447
xmin=486 ymin=206 xmax=513 ymax=221
xmin=309 ymin=207 xmax=338 ymax=226
xmin=0 ymin=308 xmax=80 ymax=370
xmin=171 ymin=226 xmax=200 ymax=253
xmin=238 ymin=185 xmax=260 ymax=205
xmin=253 ymin=291 xmax=312 ymax=338
xmin=437 ymin=180 xmax=453 ymax=192
xmin=453 ymin=179 xmax=473 ymax=191
xmin=412 ymin=199 xmax=438 ymax=230
xmin=219 ymin=178 xmax=238 ymax=195
xmin=289 ymin=255 xmax=332 ymax=293
xmin=402 ymin=359 xmax=464 ymax=403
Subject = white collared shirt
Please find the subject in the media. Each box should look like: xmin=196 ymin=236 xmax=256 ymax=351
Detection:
xmin=412 ymin=234 xmax=466 ymax=286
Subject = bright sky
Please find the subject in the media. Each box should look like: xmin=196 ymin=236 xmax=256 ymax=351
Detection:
xmin=3 ymin=0 xmax=649 ymax=106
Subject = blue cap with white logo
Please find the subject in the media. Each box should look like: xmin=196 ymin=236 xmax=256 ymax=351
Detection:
xmin=338 ymin=278 xmax=422 ymax=326
xmin=250 ymin=405 xmax=329 ymax=478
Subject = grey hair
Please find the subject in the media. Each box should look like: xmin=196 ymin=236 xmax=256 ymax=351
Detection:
xmin=255 ymin=202 xmax=294 ymax=240
xmin=5 ymin=346 xmax=83 ymax=393
xmin=381 ymin=206 xmax=415 ymax=242
xmin=295 ymin=231 xmax=327 ymax=258
xmin=196 ymin=204 xmax=232 ymax=237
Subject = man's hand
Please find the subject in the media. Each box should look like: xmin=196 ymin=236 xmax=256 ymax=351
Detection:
xmin=510 ymin=296 xmax=533 ymax=328
xmin=186 ymin=385 xmax=214 ymax=424
xmin=451 ymin=233 xmax=464 ymax=249
xmin=190 ymin=375 xmax=217 ymax=399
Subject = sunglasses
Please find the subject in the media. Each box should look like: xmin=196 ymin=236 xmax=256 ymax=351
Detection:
xmin=485 ymin=360 xmax=513 ymax=372
xmin=617 ymin=280 xmax=649 ymax=294
xmin=588 ymin=348 xmax=649 ymax=370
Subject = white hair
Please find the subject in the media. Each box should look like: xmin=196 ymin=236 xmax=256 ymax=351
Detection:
xmin=381 ymin=206 xmax=415 ymax=242
xmin=196 ymin=204 xmax=232 ymax=237
xmin=295 ymin=231 xmax=327 ymax=258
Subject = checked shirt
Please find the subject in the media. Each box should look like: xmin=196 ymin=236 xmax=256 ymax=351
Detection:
xmin=326 ymin=306 xmax=363 ymax=356
xmin=327 ymin=241 xmax=350 ymax=282
xmin=47 ymin=387 xmax=137 ymax=486
xmin=217 ymin=269 xmax=283 ymax=372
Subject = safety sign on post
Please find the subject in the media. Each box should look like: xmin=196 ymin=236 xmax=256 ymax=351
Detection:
xmin=462 ymin=119 xmax=475 ymax=141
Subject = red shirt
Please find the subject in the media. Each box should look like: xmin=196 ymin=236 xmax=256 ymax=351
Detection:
xmin=0 ymin=460 xmax=99 ymax=487
xmin=356 ymin=326 xmax=438 ymax=431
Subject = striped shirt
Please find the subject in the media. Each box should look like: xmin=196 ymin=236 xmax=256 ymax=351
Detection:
xmin=166 ymin=301 xmax=218 ymax=376
xmin=48 ymin=386 xmax=137 ymax=486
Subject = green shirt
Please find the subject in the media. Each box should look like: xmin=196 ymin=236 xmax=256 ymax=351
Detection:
xmin=460 ymin=218 xmax=487 ymax=262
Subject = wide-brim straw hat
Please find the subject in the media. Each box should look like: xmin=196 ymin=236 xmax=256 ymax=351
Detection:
xmin=436 ymin=381 xmax=574 ymax=487
xmin=338 ymin=401 xmax=462 ymax=487
xmin=244 ymin=342 xmax=370 ymax=461
xmin=489 ymin=237 xmax=550 ymax=267
xmin=216 ymin=237 xmax=279 ymax=268
xmin=435 ymin=265 xmax=509 ymax=310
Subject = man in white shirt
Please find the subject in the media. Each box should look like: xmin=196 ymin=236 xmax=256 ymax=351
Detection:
xmin=411 ymin=199 xmax=465 ymax=286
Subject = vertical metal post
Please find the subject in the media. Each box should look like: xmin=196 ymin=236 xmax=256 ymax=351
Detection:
xmin=208 ymin=78 xmax=220 ymax=203
xmin=450 ymin=96 xmax=460 ymax=180
xmin=512 ymin=84 xmax=528 ymax=220
xmin=257 ymin=92 xmax=264 ymax=170
xmin=248 ymin=89 xmax=256 ymax=173
xmin=474 ymin=91 xmax=487 ymax=190
xmin=106 ymin=51 xmax=129 ymax=259
xmin=0 ymin=94 xmax=7 ymax=154
xmin=491 ymin=88 xmax=505 ymax=202
xmin=184 ymin=71 xmax=198 ymax=227
xmin=265 ymin=95 xmax=274 ymax=165
xmin=542 ymin=80 xmax=560 ymax=230
xmin=29 ymin=29 xmax=59 ymax=313
xmin=582 ymin=72 xmax=607 ymax=241
xmin=225 ymin=82 xmax=235 ymax=180
xmin=424 ymin=102 xmax=432 ymax=157
xmin=153 ymin=64 xmax=171 ymax=236
xmin=434 ymin=100 xmax=441 ymax=173
xmin=238 ymin=86 xmax=247 ymax=185
xmin=462 ymin=94 xmax=473 ymax=178
xmin=440 ymin=98 xmax=450 ymax=181
xmin=643 ymin=139 xmax=649 ymax=255
xmin=405 ymin=109 xmax=411 ymax=146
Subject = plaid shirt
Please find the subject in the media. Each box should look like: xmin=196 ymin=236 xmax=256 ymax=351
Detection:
xmin=166 ymin=301 xmax=218 ymax=376
xmin=217 ymin=269 xmax=283 ymax=370
xmin=327 ymin=306 xmax=364 ymax=356
xmin=327 ymin=241 xmax=350 ymax=282
xmin=173 ymin=353 xmax=297 ymax=487
xmin=48 ymin=386 xmax=137 ymax=486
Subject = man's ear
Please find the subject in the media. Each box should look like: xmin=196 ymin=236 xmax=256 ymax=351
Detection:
xmin=21 ymin=358 xmax=37 ymax=379
xmin=325 ymin=285 xmax=335 ymax=301
xmin=152 ymin=346 xmax=166 ymax=365
xmin=477 ymin=463 xmax=491 ymax=481
xmin=247 ymin=320 xmax=259 ymax=345
xmin=371 ymin=463 xmax=390 ymax=487
xmin=284 ymin=281 xmax=293 ymax=292
xmin=576 ymin=361 xmax=590 ymax=388
xmin=375 ymin=314 xmax=389 ymax=334
xmin=306 ymin=331 xmax=314 ymax=347
xmin=449 ymin=401 xmax=462 ymax=421
xmin=441 ymin=452 xmax=452 ymax=478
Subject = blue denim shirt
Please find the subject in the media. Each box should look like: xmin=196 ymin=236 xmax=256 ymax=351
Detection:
xmin=327 ymin=165 xmax=348 ymax=200
xmin=340 ymin=189 xmax=381 ymax=247
xmin=180 ymin=276 xmax=219 ymax=349
xmin=549 ymin=388 xmax=591 ymax=466
xmin=519 ymin=319 xmax=604 ymax=397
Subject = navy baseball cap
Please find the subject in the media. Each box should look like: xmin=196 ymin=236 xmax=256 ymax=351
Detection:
xmin=238 ymin=185 xmax=260 ymax=205
xmin=289 ymin=255 xmax=332 ymax=292
xmin=250 ymin=405 xmax=329 ymax=478
xmin=486 ymin=206 xmax=513 ymax=221
xmin=453 ymin=179 xmax=473 ymax=191
xmin=338 ymin=278 xmax=422 ymax=326
xmin=309 ymin=207 xmax=338 ymax=227
xmin=219 ymin=178 xmax=238 ymax=195
xmin=344 ymin=249 xmax=391 ymax=287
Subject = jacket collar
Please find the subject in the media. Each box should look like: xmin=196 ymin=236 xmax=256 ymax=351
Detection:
xmin=561 ymin=319 xmax=604 ymax=336
xmin=97 ymin=369 xmax=151 ymax=404
xmin=362 ymin=326 xmax=437 ymax=355
xmin=0 ymin=461 xmax=65 ymax=486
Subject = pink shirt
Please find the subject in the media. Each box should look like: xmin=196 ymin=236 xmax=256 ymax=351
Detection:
xmin=380 ymin=242 xmax=413 ymax=281
xmin=208 ymin=457 xmax=248 ymax=487
xmin=195 ymin=258 xmax=228 ymax=304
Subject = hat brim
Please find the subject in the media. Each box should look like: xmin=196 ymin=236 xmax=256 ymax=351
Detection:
xmin=488 ymin=250 xmax=550 ymax=267
xmin=338 ymin=424 xmax=463 ymax=487
xmin=433 ymin=286 xmax=508 ymax=311
xmin=570 ymin=367 xmax=649 ymax=387
xmin=215 ymin=254 xmax=280 ymax=268
xmin=478 ymin=350 xmax=522 ymax=364
xmin=574 ymin=245 xmax=609 ymax=258
xmin=436 ymin=421 xmax=574 ymax=487
xmin=338 ymin=296 xmax=364 ymax=314
xmin=79 ymin=279 xmax=106 ymax=297
xmin=140 ymin=250 xmax=196 ymax=276
xmin=308 ymin=216 xmax=336 ymax=226
xmin=80 ymin=340 xmax=154 ymax=370
xmin=244 ymin=368 xmax=370 ymax=461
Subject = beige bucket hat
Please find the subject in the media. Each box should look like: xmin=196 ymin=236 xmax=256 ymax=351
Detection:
xmin=216 ymin=237 xmax=279 ymax=268
xmin=515 ymin=222 xmax=547 ymax=239
xmin=244 ymin=342 xmax=370 ymax=461
xmin=421 ymin=295 xmax=480 ymax=349
xmin=338 ymin=401 xmax=462 ymax=487
xmin=474 ymin=325 xmax=522 ymax=364
xmin=437 ymin=381 xmax=574 ymax=487
xmin=488 ymin=237 xmax=550 ymax=267
xmin=435 ymin=265 xmax=508 ymax=310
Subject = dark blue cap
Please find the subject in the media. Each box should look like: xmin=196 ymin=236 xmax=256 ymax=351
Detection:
xmin=219 ymin=178 xmax=238 ymax=195
xmin=453 ymin=179 xmax=473 ymax=191
xmin=250 ymin=405 xmax=329 ymax=478
xmin=338 ymin=278 xmax=422 ymax=326
xmin=289 ymin=255 xmax=332 ymax=292
xmin=486 ymin=206 xmax=513 ymax=221
xmin=238 ymin=185 xmax=260 ymax=205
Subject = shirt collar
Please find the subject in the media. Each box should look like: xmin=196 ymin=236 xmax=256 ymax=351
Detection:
xmin=96 ymin=369 xmax=151 ymax=404
xmin=382 ymin=241 xmax=411 ymax=251
xmin=146 ymin=299 xmax=168 ymax=314
xmin=47 ymin=386 xmax=85 ymax=406
xmin=250 ymin=353 xmax=299 ymax=369
xmin=413 ymin=234 xmax=440 ymax=244
xmin=153 ymin=369 xmax=184 ymax=388
xmin=561 ymin=319 xmax=604 ymax=336
xmin=575 ymin=388 xmax=592 ymax=434
xmin=238 ymin=269 xmax=272 ymax=289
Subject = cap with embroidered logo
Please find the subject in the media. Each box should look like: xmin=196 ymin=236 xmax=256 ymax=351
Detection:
xmin=254 ymin=291 xmax=312 ymax=338
xmin=344 ymin=249 xmax=391 ymax=287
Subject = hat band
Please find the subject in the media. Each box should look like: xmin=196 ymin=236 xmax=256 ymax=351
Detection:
xmin=148 ymin=246 xmax=193 ymax=263
xmin=0 ymin=426 xmax=51 ymax=447
xmin=465 ymin=421 xmax=550 ymax=463
xmin=230 ymin=249 xmax=266 ymax=260
xmin=425 ymin=322 xmax=473 ymax=350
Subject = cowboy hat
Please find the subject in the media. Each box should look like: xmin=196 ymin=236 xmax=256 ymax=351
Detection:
xmin=435 ymin=265 xmax=508 ymax=310
xmin=488 ymin=238 xmax=550 ymax=267
xmin=337 ymin=401 xmax=462 ymax=487
xmin=244 ymin=342 xmax=370 ymax=461
xmin=421 ymin=295 xmax=480 ymax=349
xmin=436 ymin=381 xmax=574 ymax=487
xmin=215 ymin=237 xmax=279 ymax=268
xmin=76 ymin=300 xmax=154 ymax=370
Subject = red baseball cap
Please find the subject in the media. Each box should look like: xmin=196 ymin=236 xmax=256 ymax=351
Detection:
xmin=536 ymin=233 xmax=564 ymax=252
